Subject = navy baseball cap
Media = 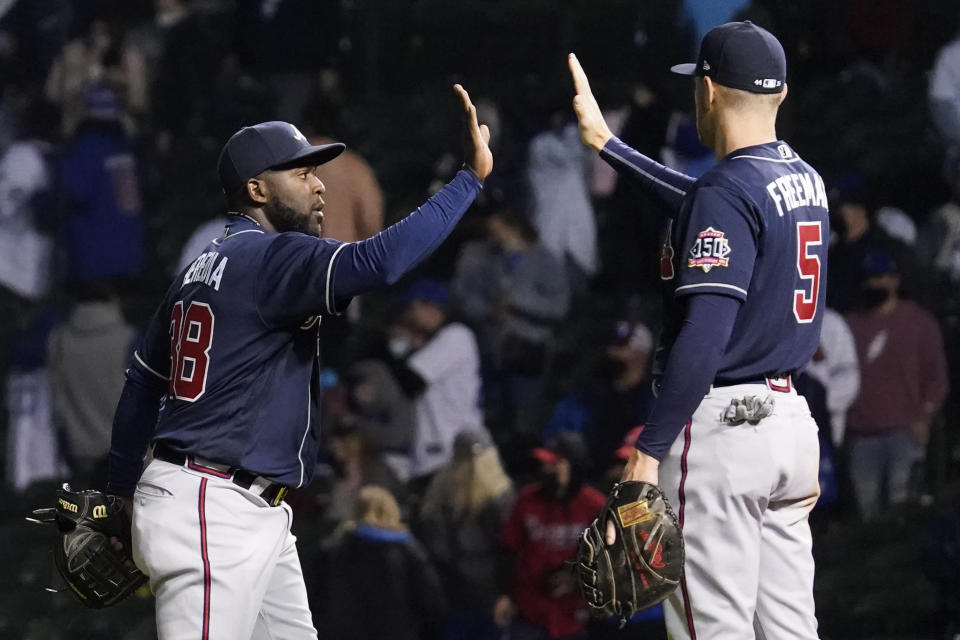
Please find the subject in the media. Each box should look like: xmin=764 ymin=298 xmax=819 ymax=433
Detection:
xmin=217 ymin=121 xmax=345 ymax=193
xmin=670 ymin=21 xmax=786 ymax=94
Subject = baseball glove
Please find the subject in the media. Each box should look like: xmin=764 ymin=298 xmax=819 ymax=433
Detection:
xmin=575 ymin=480 xmax=684 ymax=623
xmin=27 ymin=484 xmax=147 ymax=609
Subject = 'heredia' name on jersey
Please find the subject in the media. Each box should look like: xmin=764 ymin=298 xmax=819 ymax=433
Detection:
xmin=182 ymin=251 xmax=228 ymax=290
xmin=765 ymin=171 xmax=828 ymax=217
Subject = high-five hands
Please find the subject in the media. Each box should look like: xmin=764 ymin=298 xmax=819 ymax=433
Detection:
xmin=568 ymin=53 xmax=614 ymax=152
xmin=455 ymin=84 xmax=493 ymax=181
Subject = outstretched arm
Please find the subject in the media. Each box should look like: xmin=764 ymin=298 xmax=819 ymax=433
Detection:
xmin=257 ymin=84 xmax=494 ymax=324
xmin=330 ymin=84 xmax=492 ymax=302
xmin=568 ymin=53 xmax=695 ymax=210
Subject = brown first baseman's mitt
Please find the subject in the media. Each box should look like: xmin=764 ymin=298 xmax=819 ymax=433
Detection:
xmin=574 ymin=480 xmax=685 ymax=624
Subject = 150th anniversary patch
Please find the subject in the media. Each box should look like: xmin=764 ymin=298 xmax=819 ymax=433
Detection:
xmin=687 ymin=227 xmax=731 ymax=273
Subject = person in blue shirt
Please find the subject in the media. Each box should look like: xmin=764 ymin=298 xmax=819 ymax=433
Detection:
xmin=569 ymin=22 xmax=826 ymax=639
xmin=106 ymin=84 xmax=492 ymax=640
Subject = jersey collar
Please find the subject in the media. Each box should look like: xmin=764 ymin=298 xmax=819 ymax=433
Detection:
xmin=219 ymin=212 xmax=265 ymax=241
xmin=726 ymin=140 xmax=794 ymax=162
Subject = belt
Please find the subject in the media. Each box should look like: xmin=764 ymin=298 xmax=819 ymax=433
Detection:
xmin=152 ymin=442 xmax=289 ymax=507
xmin=713 ymin=373 xmax=793 ymax=392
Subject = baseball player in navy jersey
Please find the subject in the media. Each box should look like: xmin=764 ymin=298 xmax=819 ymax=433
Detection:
xmin=570 ymin=22 xmax=826 ymax=639
xmin=105 ymin=85 xmax=492 ymax=639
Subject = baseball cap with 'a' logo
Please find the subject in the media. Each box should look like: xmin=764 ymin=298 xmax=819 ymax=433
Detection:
xmin=217 ymin=121 xmax=345 ymax=194
xmin=670 ymin=21 xmax=786 ymax=94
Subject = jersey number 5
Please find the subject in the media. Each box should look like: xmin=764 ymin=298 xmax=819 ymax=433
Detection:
xmin=793 ymin=221 xmax=822 ymax=324
xmin=169 ymin=301 xmax=215 ymax=401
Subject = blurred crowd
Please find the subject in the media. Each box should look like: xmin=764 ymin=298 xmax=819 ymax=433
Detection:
xmin=3 ymin=0 xmax=960 ymax=638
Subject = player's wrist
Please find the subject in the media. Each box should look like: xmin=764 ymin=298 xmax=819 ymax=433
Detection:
xmin=462 ymin=163 xmax=485 ymax=183
xmin=589 ymin=130 xmax=613 ymax=153
xmin=620 ymin=448 xmax=660 ymax=484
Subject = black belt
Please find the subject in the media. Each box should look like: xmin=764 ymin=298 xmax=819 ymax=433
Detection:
xmin=152 ymin=442 xmax=289 ymax=507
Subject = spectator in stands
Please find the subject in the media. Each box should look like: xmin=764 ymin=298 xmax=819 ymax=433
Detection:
xmin=340 ymin=358 xmax=415 ymax=476
xmin=151 ymin=0 xmax=227 ymax=151
xmin=526 ymin=103 xmax=597 ymax=294
xmin=5 ymin=308 xmax=63 ymax=492
xmin=47 ymin=285 xmax=135 ymax=488
xmin=453 ymin=205 xmax=569 ymax=432
xmin=420 ymin=429 xmax=515 ymax=640
xmin=320 ymin=423 xmax=404 ymax=531
xmin=827 ymin=174 xmax=916 ymax=312
xmin=805 ymin=307 xmax=860 ymax=448
xmin=0 ymin=97 xmax=56 ymax=368
xmin=543 ymin=319 xmax=655 ymax=472
xmin=315 ymin=485 xmax=446 ymax=640
xmin=58 ymin=84 xmax=145 ymax=289
xmin=386 ymin=278 xmax=484 ymax=486
xmin=918 ymin=149 xmax=960 ymax=286
xmin=45 ymin=11 xmax=147 ymax=137
xmin=844 ymin=252 xmax=949 ymax=520
xmin=929 ymin=30 xmax=960 ymax=149
xmin=496 ymin=432 xmax=604 ymax=640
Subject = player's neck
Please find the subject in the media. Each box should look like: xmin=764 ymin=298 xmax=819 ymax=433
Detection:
xmin=238 ymin=209 xmax=277 ymax=233
xmin=712 ymin=116 xmax=778 ymax=160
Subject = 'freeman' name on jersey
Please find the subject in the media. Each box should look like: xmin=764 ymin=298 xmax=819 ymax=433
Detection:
xmin=765 ymin=171 xmax=828 ymax=217
xmin=182 ymin=250 xmax=229 ymax=291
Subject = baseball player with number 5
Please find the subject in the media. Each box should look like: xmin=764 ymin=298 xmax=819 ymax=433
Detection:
xmin=105 ymin=84 xmax=492 ymax=639
xmin=570 ymin=22 xmax=826 ymax=638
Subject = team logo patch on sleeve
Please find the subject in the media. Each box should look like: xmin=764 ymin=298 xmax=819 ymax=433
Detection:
xmin=687 ymin=227 xmax=731 ymax=273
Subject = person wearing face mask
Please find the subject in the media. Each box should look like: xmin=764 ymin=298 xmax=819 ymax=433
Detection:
xmin=495 ymin=432 xmax=605 ymax=640
xmin=382 ymin=278 xmax=485 ymax=487
xmin=826 ymin=174 xmax=918 ymax=312
xmin=844 ymin=252 xmax=949 ymax=521
xmin=542 ymin=319 xmax=655 ymax=472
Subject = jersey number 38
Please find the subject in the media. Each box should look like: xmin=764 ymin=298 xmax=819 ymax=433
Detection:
xmin=793 ymin=221 xmax=822 ymax=324
xmin=169 ymin=301 xmax=215 ymax=401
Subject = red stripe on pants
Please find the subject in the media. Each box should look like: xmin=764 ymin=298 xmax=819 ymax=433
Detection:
xmin=198 ymin=478 xmax=211 ymax=640
xmin=678 ymin=421 xmax=697 ymax=639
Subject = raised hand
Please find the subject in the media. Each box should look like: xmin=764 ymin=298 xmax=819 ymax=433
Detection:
xmin=455 ymin=84 xmax=493 ymax=181
xmin=568 ymin=53 xmax=614 ymax=152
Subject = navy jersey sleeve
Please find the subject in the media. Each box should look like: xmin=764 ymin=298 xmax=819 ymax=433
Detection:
xmin=256 ymin=234 xmax=348 ymax=326
xmin=256 ymin=169 xmax=482 ymax=326
xmin=107 ymin=296 xmax=173 ymax=496
xmin=635 ymin=294 xmax=740 ymax=461
xmin=599 ymin=136 xmax=695 ymax=211
xmin=133 ymin=292 xmax=174 ymax=382
xmin=674 ymin=186 xmax=759 ymax=301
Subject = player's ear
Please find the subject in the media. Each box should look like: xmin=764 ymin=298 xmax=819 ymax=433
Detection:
xmin=702 ymin=76 xmax=717 ymax=108
xmin=246 ymin=178 xmax=268 ymax=205
xmin=778 ymin=83 xmax=788 ymax=105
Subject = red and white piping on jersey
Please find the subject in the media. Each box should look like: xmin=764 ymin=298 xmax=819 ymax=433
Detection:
xmin=605 ymin=150 xmax=689 ymax=197
xmin=296 ymin=379 xmax=311 ymax=488
xmin=134 ymin=350 xmax=168 ymax=381
xmin=325 ymin=243 xmax=350 ymax=315
xmin=730 ymin=154 xmax=801 ymax=164
xmin=674 ymin=282 xmax=748 ymax=296
xmin=212 ymin=228 xmax=264 ymax=246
